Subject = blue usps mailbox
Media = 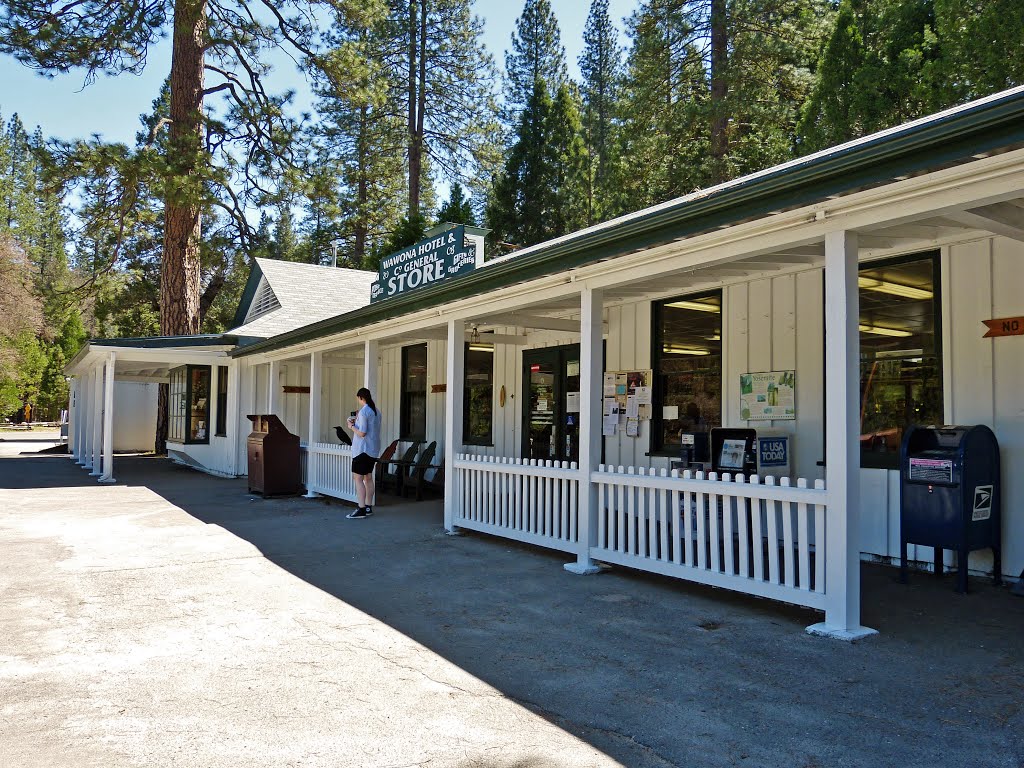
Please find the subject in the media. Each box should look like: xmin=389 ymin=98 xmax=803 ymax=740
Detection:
xmin=899 ymin=424 xmax=1001 ymax=593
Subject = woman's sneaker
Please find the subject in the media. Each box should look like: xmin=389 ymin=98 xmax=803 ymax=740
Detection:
xmin=346 ymin=506 xmax=373 ymax=519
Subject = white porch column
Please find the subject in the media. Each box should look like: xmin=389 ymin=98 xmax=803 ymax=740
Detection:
xmin=566 ymin=286 xmax=603 ymax=574
xmin=809 ymin=230 xmax=876 ymax=640
xmin=68 ymin=378 xmax=78 ymax=461
xmin=268 ymin=360 xmax=281 ymax=415
xmin=443 ymin=320 xmax=465 ymax=533
xmin=89 ymin=364 xmax=103 ymax=475
xmin=99 ymin=352 xmax=116 ymax=483
xmin=226 ymin=360 xmax=242 ymax=476
xmin=77 ymin=373 xmax=90 ymax=466
xmin=363 ymin=339 xmax=378 ymax=394
xmin=305 ymin=350 xmax=323 ymax=498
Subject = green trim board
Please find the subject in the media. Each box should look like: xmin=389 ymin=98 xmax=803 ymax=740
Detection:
xmin=232 ymin=260 xmax=266 ymax=328
xmin=232 ymin=87 xmax=1024 ymax=359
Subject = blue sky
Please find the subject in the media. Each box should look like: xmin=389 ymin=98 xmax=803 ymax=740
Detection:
xmin=0 ymin=0 xmax=639 ymax=144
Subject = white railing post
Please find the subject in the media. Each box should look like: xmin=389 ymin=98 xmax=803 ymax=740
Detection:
xmin=809 ymin=230 xmax=877 ymax=640
xmin=98 ymin=351 xmax=116 ymax=483
xmin=566 ymin=285 xmax=603 ymax=574
xmin=444 ymin=320 xmax=465 ymax=533
xmin=305 ymin=350 xmax=323 ymax=498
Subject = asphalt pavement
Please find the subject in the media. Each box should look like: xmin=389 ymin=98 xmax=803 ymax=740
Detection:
xmin=1 ymin=431 xmax=1022 ymax=767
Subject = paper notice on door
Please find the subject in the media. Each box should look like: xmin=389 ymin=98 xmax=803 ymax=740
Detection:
xmin=603 ymin=413 xmax=618 ymax=436
xmin=663 ymin=405 xmax=679 ymax=420
xmin=626 ymin=418 xmax=639 ymax=437
xmin=603 ymin=373 xmax=616 ymax=397
xmin=625 ymin=395 xmax=639 ymax=419
xmin=566 ymin=392 xmax=580 ymax=412
xmin=537 ymin=398 xmax=549 ymax=412
xmin=603 ymin=396 xmax=616 ymax=416
xmin=635 ymin=386 xmax=652 ymax=405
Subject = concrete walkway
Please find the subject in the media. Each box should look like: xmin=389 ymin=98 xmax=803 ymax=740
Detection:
xmin=1 ymin=434 xmax=1022 ymax=767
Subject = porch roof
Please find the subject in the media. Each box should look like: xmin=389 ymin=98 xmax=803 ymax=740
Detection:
xmin=64 ymin=334 xmax=240 ymax=377
xmin=233 ymin=85 xmax=1024 ymax=359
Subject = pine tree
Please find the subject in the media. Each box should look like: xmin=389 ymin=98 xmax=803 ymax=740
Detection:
xmin=933 ymin=0 xmax=1024 ymax=104
xmin=503 ymin=0 xmax=568 ymax=128
xmin=437 ymin=182 xmax=475 ymax=226
xmin=797 ymin=0 xmax=941 ymax=153
xmin=617 ymin=0 xmax=708 ymax=210
xmin=487 ymin=77 xmax=589 ymax=249
xmin=546 ymin=84 xmax=590 ymax=238
xmin=579 ymin=0 xmax=622 ymax=224
xmin=1 ymin=0 xmax=363 ymax=345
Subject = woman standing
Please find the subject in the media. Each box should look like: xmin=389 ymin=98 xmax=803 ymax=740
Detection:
xmin=346 ymin=387 xmax=381 ymax=519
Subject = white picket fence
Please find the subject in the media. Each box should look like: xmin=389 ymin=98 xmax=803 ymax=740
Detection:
xmin=454 ymin=454 xmax=580 ymax=553
xmin=305 ymin=442 xmax=357 ymax=502
xmin=591 ymin=466 xmax=827 ymax=609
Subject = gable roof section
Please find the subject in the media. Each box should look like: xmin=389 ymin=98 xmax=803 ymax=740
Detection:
xmin=233 ymin=86 xmax=1024 ymax=358
xmin=229 ymin=258 xmax=376 ymax=340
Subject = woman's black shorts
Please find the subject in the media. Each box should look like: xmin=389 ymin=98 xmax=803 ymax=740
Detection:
xmin=352 ymin=453 xmax=377 ymax=476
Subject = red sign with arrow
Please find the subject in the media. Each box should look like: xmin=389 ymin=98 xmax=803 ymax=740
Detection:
xmin=982 ymin=316 xmax=1024 ymax=338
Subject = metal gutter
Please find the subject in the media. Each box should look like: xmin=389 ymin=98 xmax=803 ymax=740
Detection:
xmin=233 ymin=87 xmax=1024 ymax=359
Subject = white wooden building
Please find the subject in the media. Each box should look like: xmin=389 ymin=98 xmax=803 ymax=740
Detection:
xmin=66 ymin=87 xmax=1024 ymax=639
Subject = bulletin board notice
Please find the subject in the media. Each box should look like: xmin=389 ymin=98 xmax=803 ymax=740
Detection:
xmin=602 ymin=369 xmax=653 ymax=437
xmin=739 ymin=370 xmax=796 ymax=421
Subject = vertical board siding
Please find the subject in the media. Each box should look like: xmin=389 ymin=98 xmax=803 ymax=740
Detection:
xmin=794 ymin=271 xmax=824 ymax=481
xmin=980 ymin=237 xmax=1024 ymax=576
xmin=604 ymin=302 xmax=651 ymax=468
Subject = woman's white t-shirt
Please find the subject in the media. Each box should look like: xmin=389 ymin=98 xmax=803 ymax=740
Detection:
xmin=352 ymin=404 xmax=381 ymax=458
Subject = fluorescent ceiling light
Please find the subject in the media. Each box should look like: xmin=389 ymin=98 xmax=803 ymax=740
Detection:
xmin=859 ymin=324 xmax=913 ymax=337
xmin=875 ymin=348 xmax=923 ymax=359
xmin=663 ymin=345 xmax=710 ymax=355
xmin=665 ymin=300 xmax=720 ymax=313
xmin=468 ymin=344 xmax=494 ymax=352
xmin=858 ymin=276 xmax=933 ymax=300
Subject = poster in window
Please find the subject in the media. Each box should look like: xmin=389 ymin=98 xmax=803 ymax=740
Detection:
xmin=739 ymin=371 xmax=796 ymax=420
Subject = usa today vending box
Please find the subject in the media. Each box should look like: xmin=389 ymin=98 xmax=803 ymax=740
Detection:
xmin=756 ymin=433 xmax=792 ymax=478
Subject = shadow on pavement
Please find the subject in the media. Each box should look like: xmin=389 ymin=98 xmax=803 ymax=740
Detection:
xmin=7 ymin=453 xmax=1024 ymax=768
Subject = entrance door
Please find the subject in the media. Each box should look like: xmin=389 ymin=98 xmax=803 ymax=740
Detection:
xmin=522 ymin=345 xmax=581 ymax=463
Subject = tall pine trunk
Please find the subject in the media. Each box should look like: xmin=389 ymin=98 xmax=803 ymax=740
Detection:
xmin=156 ymin=0 xmax=206 ymax=453
xmin=354 ymin=104 xmax=369 ymax=265
xmin=709 ymin=0 xmax=728 ymax=182
xmin=407 ymin=1 xmax=421 ymax=220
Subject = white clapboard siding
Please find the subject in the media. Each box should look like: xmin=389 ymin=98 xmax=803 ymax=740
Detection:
xmin=944 ymin=236 xmax=1024 ymax=577
xmin=592 ymin=466 xmax=827 ymax=609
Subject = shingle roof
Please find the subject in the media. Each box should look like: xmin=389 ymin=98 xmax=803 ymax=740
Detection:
xmin=228 ymin=258 xmax=376 ymax=340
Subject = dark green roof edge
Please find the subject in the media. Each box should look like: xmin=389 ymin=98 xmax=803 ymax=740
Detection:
xmin=233 ymin=88 xmax=1024 ymax=359
xmin=231 ymin=260 xmax=266 ymax=328
xmin=90 ymin=334 xmax=239 ymax=349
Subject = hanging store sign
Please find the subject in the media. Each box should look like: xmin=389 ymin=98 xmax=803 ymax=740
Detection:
xmin=982 ymin=316 xmax=1024 ymax=338
xmin=370 ymin=225 xmax=475 ymax=303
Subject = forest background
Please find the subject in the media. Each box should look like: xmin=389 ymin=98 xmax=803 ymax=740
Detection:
xmin=0 ymin=0 xmax=1022 ymax=423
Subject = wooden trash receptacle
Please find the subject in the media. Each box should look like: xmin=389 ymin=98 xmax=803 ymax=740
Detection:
xmin=247 ymin=414 xmax=300 ymax=496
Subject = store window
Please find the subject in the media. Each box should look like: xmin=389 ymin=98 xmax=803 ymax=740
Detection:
xmin=859 ymin=253 xmax=942 ymax=469
xmin=464 ymin=343 xmax=494 ymax=445
xmin=168 ymin=365 xmax=211 ymax=444
xmin=651 ymin=291 xmax=723 ymax=452
xmin=400 ymin=344 xmax=428 ymax=440
xmin=215 ymin=366 xmax=228 ymax=437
